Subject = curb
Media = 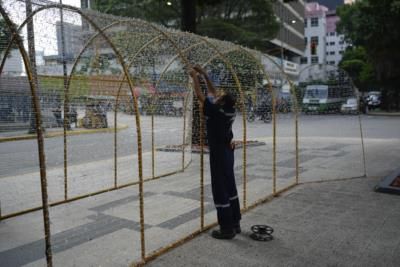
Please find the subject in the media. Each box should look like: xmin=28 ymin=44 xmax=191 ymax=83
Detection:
xmin=0 ymin=124 xmax=129 ymax=143
xmin=156 ymin=140 xmax=267 ymax=154
xmin=367 ymin=112 xmax=400 ymax=117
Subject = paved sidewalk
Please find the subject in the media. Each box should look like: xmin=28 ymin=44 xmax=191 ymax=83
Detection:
xmin=0 ymin=135 xmax=399 ymax=266
xmin=148 ymin=176 xmax=400 ymax=267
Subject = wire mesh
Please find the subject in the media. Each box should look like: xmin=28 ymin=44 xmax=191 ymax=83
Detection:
xmin=298 ymin=64 xmax=365 ymax=182
xmin=0 ymin=0 xmax=368 ymax=266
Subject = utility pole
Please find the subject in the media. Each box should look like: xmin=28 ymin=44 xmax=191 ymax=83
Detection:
xmin=181 ymin=0 xmax=196 ymax=33
xmin=59 ymin=0 xmax=71 ymax=130
xmin=26 ymin=0 xmax=39 ymax=134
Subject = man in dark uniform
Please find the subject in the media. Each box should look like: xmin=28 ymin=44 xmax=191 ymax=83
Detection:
xmin=190 ymin=65 xmax=241 ymax=239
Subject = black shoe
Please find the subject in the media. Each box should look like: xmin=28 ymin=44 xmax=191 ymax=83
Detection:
xmin=211 ymin=229 xmax=236 ymax=240
xmin=234 ymin=225 xmax=241 ymax=234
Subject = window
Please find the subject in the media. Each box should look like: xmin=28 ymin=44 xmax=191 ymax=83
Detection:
xmin=330 ymin=42 xmax=335 ymax=45
xmin=329 ymin=61 xmax=335 ymax=65
xmin=304 ymin=37 xmax=307 ymax=45
xmin=339 ymin=41 xmax=344 ymax=45
xmin=326 ymin=42 xmax=329 ymax=46
xmin=301 ymin=57 xmax=308 ymax=64
xmin=330 ymin=32 xmax=335 ymax=36
xmin=330 ymin=51 xmax=335 ymax=55
xmin=326 ymin=52 xmax=329 ymax=55
xmin=311 ymin=17 xmax=319 ymax=27
xmin=311 ymin=56 xmax=319 ymax=64
xmin=311 ymin=36 xmax=319 ymax=45
xmin=304 ymin=18 xmax=307 ymax=27
xmin=339 ymin=50 xmax=344 ymax=55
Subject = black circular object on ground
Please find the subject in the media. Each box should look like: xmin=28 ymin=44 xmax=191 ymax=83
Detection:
xmin=250 ymin=225 xmax=274 ymax=241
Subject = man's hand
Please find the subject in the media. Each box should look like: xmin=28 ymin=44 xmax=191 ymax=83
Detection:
xmin=189 ymin=68 xmax=198 ymax=78
xmin=193 ymin=65 xmax=206 ymax=75
xmin=230 ymin=141 xmax=236 ymax=150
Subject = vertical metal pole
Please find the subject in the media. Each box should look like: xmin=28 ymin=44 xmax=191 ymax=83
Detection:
xmin=26 ymin=0 xmax=38 ymax=134
xmin=151 ymin=114 xmax=155 ymax=178
xmin=151 ymin=59 xmax=156 ymax=178
xmin=59 ymin=0 xmax=69 ymax=201
xmin=182 ymin=95 xmax=187 ymax=171
xmin=275 ymin=0 xmax=285 ymax=194
xmin=114 ymin=95 xmax=119 ymax=188
xmin=272 ymin=86 xmax=277 ymax=195
xmin=200 ymin=101 xmax=204 ymax=230
xmin=294 ymin=84 xmax=300 ymax=184
xmin=23 ymin=2 xmax=53 ymax=266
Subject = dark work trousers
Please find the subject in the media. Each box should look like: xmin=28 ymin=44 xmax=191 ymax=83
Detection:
xmin=209 ymin=144 xmax=241 ymax=230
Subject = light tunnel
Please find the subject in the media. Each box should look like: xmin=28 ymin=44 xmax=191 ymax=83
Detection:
xmin=0 ymin=1 xmax=366 ymax=266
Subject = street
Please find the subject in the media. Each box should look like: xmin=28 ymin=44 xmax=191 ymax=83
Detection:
xmin=1 ymin=113 xmax=399 ymax=178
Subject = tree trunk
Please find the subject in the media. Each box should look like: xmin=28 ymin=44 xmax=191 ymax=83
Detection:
xmin=181 ymin=0 xmax=196 ymax=33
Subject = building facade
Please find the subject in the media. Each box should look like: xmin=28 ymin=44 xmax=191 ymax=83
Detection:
xmin=300 ymin=2 xmax=350 ymax=80
xmin=56 ymin=21 xmax=83 ymax=60
xmin=271 ymin=0 xmax=306 ymax=63
xmin=325 ymin=10 xmax=347 ymax=66
xmin=302 ymin=2 xmax=328 ymax=66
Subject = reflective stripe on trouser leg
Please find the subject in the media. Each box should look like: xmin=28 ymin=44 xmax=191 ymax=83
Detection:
xmin=225 ymin=146 xmax=241 ymax=224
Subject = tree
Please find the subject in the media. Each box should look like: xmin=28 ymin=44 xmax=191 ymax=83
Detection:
xmin=339 ymin=46 xmax=376 ymax=92
xmin=337 ymin=0 xmax=400 ymax=110
xmin=92 ymin=0 xmax=279 ymax=51
xmin=93 ymin=0 xmax=279 ymax=144
xmin=0 ymin=17 xmax=19 ymax=55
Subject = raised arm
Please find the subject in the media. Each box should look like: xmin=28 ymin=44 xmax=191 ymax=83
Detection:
xmin=189 ymin=68 xmax=205 ymax=103
xmin=194 ymin=65 xmax=217 ymax=96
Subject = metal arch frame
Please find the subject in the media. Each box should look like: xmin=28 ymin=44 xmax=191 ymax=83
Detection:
xmin=0 ymin=10 xmax=162 ymax=202
xmin=0 ymin=5 xmax=296 ymax=267
xmin=63 ymin=22 xmax=165 ymax=202
xmin=136 ymin=43 xmax=295 ymax=266
xmin=0 ymin=2 xmax=354 ymax=266
xmin=138 ymin=46 xmax=306 ymax=266
xmin=298 ymin=63 xmax=367 ymax=179
xmin=0 ymin=12 xmax=199 ymax=212
xmin=7 ymin=7 xmax=207 ymax=261
xmin=147 ymin=43 xmax=239 ymax=230
xmin=113 ymin=34 xmax=164 ymax=186
xmin=10 ymin=8 xmax=204 ymax=261
xmin=129 ymin=39 xmax=207 ymax=179
xmin=228 ymin=48 xmax=281 ymax=196
xmin=0 ymin=33 xmax=165 ymax=214
xmin=4 ymin=3 xmax=148 ymax=262
xmin=0 ymin=6 xmax=53 ymax=266
xmin=240 ymin=48 xmax=300 ymax=191
xmin=198 ymin=47 xmax=273 ymax=206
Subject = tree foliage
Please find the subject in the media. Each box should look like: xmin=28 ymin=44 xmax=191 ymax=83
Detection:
xmin=92 ymin=0 xmax=279 ymax=52
xmin=339 ymin=47 xmax=376 ymax=92
xmin=0 ymin=0 xmax=21 ymax=56
xmin=337 ymin=0 xmax=400 ymax=109
xmin=0 ymin=17 xmax=18 ymax=55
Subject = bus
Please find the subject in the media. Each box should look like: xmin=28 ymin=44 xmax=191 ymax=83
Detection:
xmin=302 ymin=84 xmax=353 ymax=113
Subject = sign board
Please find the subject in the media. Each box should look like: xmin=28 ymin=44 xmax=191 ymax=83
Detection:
xmin=284 ymin=61 xmax=299 ymax=76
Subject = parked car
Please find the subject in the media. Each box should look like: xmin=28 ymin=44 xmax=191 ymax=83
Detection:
xmin=341 ymin=98 xmax=359 ymax=114
xmin=366 ymin=91 xmax=381 ymax=110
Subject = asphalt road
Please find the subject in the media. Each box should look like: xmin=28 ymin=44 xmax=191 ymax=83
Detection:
xmin=1 ymin=113 xmax=399 ymax=178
